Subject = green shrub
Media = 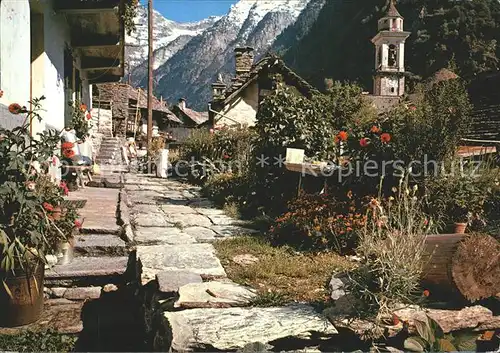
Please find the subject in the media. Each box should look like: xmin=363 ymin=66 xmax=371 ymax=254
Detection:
xmin=0 ymin=330 xmax=76 ymax=352
xmin=270 ymin=191 xmax=369 ymax=253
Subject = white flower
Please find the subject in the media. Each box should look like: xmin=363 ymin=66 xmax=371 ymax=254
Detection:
xmin=412 ymin=184 xmax=418 ymax=192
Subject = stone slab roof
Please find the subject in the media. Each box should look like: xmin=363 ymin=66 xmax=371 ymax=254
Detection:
xmin=95 ymin=83 xmax=181 ymax=124
xmin=214 ymin=54 xmax=317 ymax=106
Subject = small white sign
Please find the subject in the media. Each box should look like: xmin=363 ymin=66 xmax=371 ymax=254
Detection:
xmin=285 ymin=148 xmax=305 ymax=164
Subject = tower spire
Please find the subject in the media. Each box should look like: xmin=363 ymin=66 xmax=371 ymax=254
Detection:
xmin=386 ymin=0 xmax=402 ymax=18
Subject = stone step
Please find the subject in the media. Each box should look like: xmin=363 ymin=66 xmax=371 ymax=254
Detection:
xmin=74 ymin=234 xmax=128 ymax=257
xmin=45 ymin=256 xmax=131 ymax=286
xmin=45 ymin=286 xmax=103 ymax=301
xmin=155 ymin=305 xmax=338 ymax=352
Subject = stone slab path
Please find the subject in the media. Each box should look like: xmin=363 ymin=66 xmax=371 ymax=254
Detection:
xmin=125 ymin=174 xmax=339 ymax=351
xmin=124 ymin=174 xmax=256 ymax=284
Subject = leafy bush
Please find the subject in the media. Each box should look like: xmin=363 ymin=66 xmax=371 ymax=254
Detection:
xmin=251 ymin=80 xmax=376 ymax=216
xmin=180 ymin=127 xmax=256 ymax=182
xmin=69 ymin=100 xmax=92 ymax=139
xmin=270 ymin=191 xmax=369 ymax=253
xmin=0 ymin=97 xmax=73 ymax=272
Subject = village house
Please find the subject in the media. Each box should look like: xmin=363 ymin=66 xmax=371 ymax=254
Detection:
xmin=209 ymin=47 xmax=316 ymax=128
xmin=0 ymin=0 xmax=130 ymax=136
xmin=92 ymin=83 xmax=182 ymax=137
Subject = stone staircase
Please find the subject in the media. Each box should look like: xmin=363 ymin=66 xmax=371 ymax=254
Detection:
xmin=91 ymin=137 xmax=127 ymax=188
xmin=40 ymin=188 xmax=145 ymax=350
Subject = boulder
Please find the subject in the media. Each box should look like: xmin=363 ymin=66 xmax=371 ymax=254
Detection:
xmin=232 ymin=254 xmax=259 ymax=266
xmin=329 ymin=273 xmax=349 ymax=300
xmin=158 ymin=305 xmax=337 ymax=351
xmin=174 ymin=281 xmax=257 ymax=308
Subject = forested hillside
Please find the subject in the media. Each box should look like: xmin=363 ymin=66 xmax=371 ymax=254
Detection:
xmin=280 ymin=0 xmax=500 ymax=90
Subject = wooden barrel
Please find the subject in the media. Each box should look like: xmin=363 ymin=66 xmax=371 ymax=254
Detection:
xmin=422 ymin=233 xmax=500 ymax=302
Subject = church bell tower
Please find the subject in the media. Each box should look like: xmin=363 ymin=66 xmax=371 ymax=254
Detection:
xmin=372 ymin=0 xmax=410 ymax=96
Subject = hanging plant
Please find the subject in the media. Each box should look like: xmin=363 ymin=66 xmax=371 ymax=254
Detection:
xmin=68 ymin=100 xmax=92 ymax=140
xmin=123 ymin=0 xmax=139 ymax=35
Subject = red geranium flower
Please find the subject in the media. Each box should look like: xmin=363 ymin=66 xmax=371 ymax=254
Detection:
xmin=8 ymin=103 xmax=23 ymax=115
xmin=74 ymin=220 xmax=82 ymax=229
xmin=61 ymin=142 xmax=74 ymax=150
xmin=63 ymin=149 xmax=75 ymax=158
xmin=337 ymin=131 xmax=348 ymax=142
xmin=380 ymin=133 xmax=391 ymax=143
xmin=59 ymin=181 xmax=69 ymax=196
xmin=409 ymin=105 xmax=417 ymax=111
xmin=86 ymin=112 xmax=92 ymax=120
xmin=359 ymin=138 xmax=369 ymax=147
xmin=334 ymin=136 xmax=340 ymax=144
xmin=43 ymin=202 xmax=54 ymax=212
xmin=423 ymin=289 xmax=430 ymax=297
xmin=370 ymin=126 xmax=380 ymax=133
xmin=392 ymin=314 xmax=400 ymax=325
xmin=223 ymin=154 xmax=230 ymax=160
xmin=80 ymin=104 xmax=87 ymax=112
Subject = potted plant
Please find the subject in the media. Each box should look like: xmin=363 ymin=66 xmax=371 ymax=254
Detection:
xmin=0 ymin=97 xmax=68 ymax=327
xmin=426 ymin=174 xmax=486 ymax=234
xmin=34 ymin=177 xmax=81 ymax=265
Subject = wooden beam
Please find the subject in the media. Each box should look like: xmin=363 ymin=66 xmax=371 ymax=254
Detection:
xmin=54 ymin=0 xmax=120 ymax=11
xmin=81 ymin=56 xmax=121 ymax=70
xmin=88 ymin=75 xmax=122 ymax=84
xmin=56 ymin=7 xmax=118 ymax=15
xmin=72 ymin=35 xmax=120 ymax=48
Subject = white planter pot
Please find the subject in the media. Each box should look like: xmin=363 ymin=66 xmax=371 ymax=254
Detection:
xmin=156 ymin=149 xmax=169 ymax=178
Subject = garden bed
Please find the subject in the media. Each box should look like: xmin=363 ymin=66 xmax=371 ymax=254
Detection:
xmin=213 ymin=236 xmax=355 ymax=305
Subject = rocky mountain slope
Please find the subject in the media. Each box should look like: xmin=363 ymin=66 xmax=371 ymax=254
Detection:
xmin=130 ymin=0 xmax=312 ymax=110
xmin=125 ymin=5 xmax=219 ymax=83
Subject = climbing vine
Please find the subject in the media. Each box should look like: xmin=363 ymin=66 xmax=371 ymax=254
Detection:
xmin=123 ymin=0 xmax=139 ymax=35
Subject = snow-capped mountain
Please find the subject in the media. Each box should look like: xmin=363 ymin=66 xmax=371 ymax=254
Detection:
xmin=128 ymin=0 xmax=311 ymax=110
xmin=125 ymin=5 xmax=219 ymax=79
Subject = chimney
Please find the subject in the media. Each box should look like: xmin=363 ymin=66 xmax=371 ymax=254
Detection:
xmin=234 ymin=47 xmax=254 ymax=76
xmin=178 ymin=98 xmax=186 ymax=110
xmin=211 ymin=73 xmax=226 ymax=99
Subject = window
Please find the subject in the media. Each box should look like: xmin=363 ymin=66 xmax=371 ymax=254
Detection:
xmin=388 ymin=44 xmax=397 ymax=67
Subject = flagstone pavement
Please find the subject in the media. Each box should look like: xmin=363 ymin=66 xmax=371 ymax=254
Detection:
xmin=123 ymin=174 xmax=257 ymax=284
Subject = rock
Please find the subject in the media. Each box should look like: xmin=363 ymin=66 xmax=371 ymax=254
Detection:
xmin=166 ymin=213 xmax=213 ymax=228
xmin=134 ymin=226 xmax=196 ymax=245
xmin=208 ymin=215 xmax=247 ymax=226
xmin=329 ymin=273 xmax=349 ymax=300
xmin=63 ymin=286 xmax=102 ymax=300
xmin=174 ymin=281 xmax=257 ymax=308
xmin=74 ymin=234 xmax=127 ymax=256
xmin=232 ymin=254 xmax=259 ymax=266
xmin=395 ymin=305 xmax=500 ymax=333
xmin=159 ymin=305 xmax=337 ymax=351
xmin=103 ymin=283 xmax=119 ymax=293
xmin=157 ymin=270 xmax=203 ymax=294
xmin=182 ymin=226 xmax=218 ymax=242
xmin=131 ymin=204 xmax=162 ymax=214
xmin=128 ymin=190 xmax=163 ymax=205
xmin=137 ymin=243 xmax=226 ymax=283
xmin=211 ymin=225 xmax=259 ymax=237
xmin=133 ymin=213 xmax=172 ymax=227
xmin=188 ymin=199 xmax=214 ymax=208
xmin=194 ymin=208 xmax=227 ymax=217
xmin=160 ymin=204 xmax=198 ymax=214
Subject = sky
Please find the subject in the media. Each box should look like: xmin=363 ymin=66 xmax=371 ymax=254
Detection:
xmin=140 ymin=0 xmax=238 ymax=22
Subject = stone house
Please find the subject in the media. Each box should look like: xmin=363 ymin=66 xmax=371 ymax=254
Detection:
xmin=208 ymin=47 xmax=315 ymax=128
xmin=172 ymin=98 xmax=209 ymax=128
xmin=93 ymin=83 xmax=181 ymax=136
xmin=0 ymin=0 xmax=130 ymax=137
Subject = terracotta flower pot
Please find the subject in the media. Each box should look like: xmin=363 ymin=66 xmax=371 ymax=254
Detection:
xmin=454 ymin=222 xmax=467 ymax=234
xmin=0 ymin=262 xmax=45 ymax=327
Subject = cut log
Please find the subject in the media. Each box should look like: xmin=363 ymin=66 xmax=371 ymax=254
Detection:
xmin=422 ymin=233 xmax=500 ymax=302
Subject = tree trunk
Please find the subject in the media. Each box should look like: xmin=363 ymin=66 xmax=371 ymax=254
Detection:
xmin=422 ymin=233 xmax=500 ymax=302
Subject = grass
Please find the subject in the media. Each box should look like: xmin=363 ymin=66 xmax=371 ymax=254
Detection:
xmin=214 ymin=235 xmax=355 ymax=304
xmin=0 ymin=330 xmax=76 ymax=352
